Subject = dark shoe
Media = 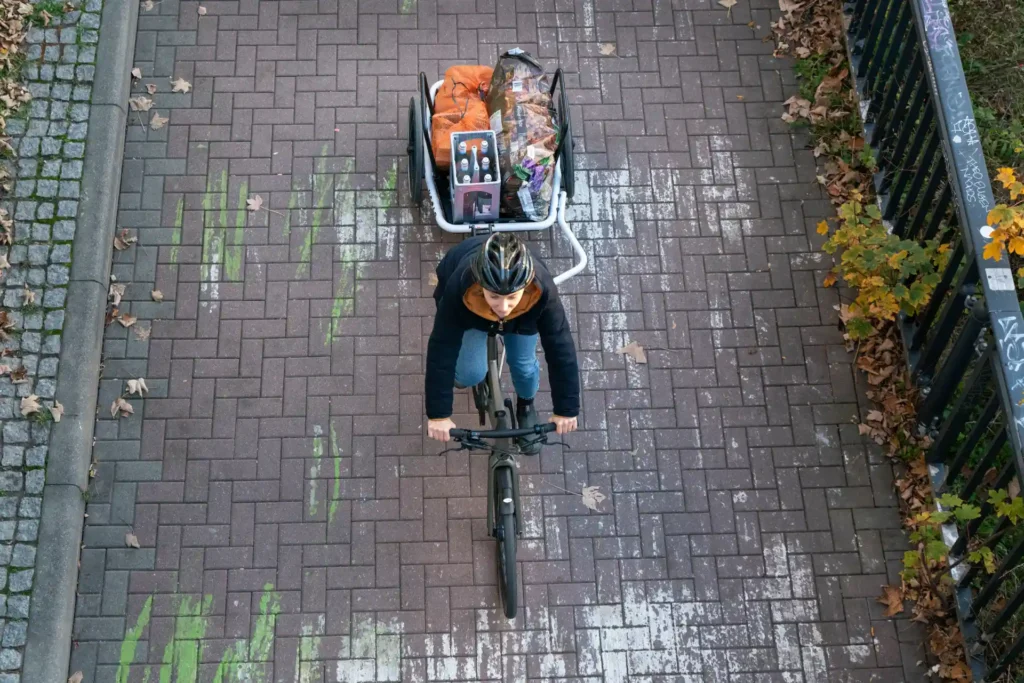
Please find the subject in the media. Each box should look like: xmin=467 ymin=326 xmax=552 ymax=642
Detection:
xmin=516 ymin=400 xmax=541 ymax=455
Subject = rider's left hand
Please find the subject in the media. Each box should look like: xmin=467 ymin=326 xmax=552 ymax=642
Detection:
xmin=551 ymin=415 xmax=577 ymax=435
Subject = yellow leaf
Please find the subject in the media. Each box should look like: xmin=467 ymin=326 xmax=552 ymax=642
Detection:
xmin=984 ymin=239 xmax=1005 ymax=261
xmin=816 ymin=221 xmax=829 ymax=235
xmin=997 ymin=167 xmax=1017 ymax=188
xmin=887 ymin=250 xmax=907 ymax=269
xmin=823 ymin=271 xmax=837 ymax=287
xmin=1010 ymin=236 xmax=1024 ymax=256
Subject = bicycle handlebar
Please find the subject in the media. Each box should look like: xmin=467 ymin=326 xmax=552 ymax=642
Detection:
xmin=450 ymin=423 xmax=557 ymax=440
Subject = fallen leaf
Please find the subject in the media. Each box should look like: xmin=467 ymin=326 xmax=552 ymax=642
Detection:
xmin=866 ymin=410 xmax=884 ymax=423
xmin=878 ymin=585 xmax=904 ymax=617
xmin=131 ymin=67 xmax=142 ymax=80
xmin=141 ymin=0 xmax=154 ymax=9
xmin=246 ymin=195 xmax=264 ymax=212
xmin=127 ymin=378 xmax=149 ymax=396
xmin=109 ymin=283 xmax=126 ymax=306
xmin=68 ymin=673 xmax=84 ymax=683
xmin=427 ymin=272 xmax=438 ymax=286
xmin=0 ymin=252 xmax=9 ymax=270
xmin=171 ymin=77 xmax=192 ymax=93
xmin=50 ymin=401 xmax=64 ymax=423
xmin=118 ymin=313 xmax=138 ymax=328
xmin=150 ymin=111 xmax=169 ymax=130
xmin=718 ymin=0 xmax=737 ymax=11
xmin=22 ymin=286 xmax=34 ymax=305
xmin=133 ymin=325 xmax=152 ymax=341
xmin=617 ymin=341 xmax=648 ymax=364
xmin=197 ymin=4 xmax=206 ymax=13
xmin=823 ymin=271 xmax=837 ymax=287
xmin=581 ymin=486 xmax=607 ymax=511
xmin=125 ymin=532 xmax=141 ymax=548
xmin=146 ymin=83 xmax=157 ymax=95
xmin=128 ymin=95 xmax=153 ymax=112
xmin=151 ymin=290 xmax=164 ymax=302
xmin=0 ymin=311 xmax=16 ymax=341
xmin=599 ymin=43 xmax=616 ymax=56
xmin=111 ymin=397 xmax=134 ymax=418
xmin=10 ymin=366 xmax=27 ymax=384
xmin=105 ymin=307 xmax=118 ymax=326
xmin=20 ymin=394 xmax=40 ymax=416
xmin=113 ymin=228 xmax=137 ymax=251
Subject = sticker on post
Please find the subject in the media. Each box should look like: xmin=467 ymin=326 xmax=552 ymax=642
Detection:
xmin=987 ymin=268 xmax=1017 ymax=291
xmin=511 ymin=80 xmax=524 ymax=93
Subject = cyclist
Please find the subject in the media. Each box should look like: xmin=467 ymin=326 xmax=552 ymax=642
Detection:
xmin=425 ymin=232 xmax=580 ymax=452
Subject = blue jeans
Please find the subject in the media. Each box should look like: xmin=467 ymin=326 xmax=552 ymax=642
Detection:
xmin=455 ymin=329 xmax=540 ymax=401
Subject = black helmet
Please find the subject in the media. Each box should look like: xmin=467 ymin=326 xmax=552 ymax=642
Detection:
xmin=472 ymin=233 xmax=535 ymax=295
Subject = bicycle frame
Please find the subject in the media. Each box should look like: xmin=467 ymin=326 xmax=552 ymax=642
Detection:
xmin=483 ymin=333 xmax=522 ymax=538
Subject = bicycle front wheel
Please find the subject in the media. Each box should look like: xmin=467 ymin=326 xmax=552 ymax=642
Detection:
xmin=494 ymin=467 xmax=517 ymax=619
xmin=497 ymin=511 xmax=517 ymax=619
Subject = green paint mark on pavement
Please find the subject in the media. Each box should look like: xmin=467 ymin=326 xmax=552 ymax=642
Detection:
xmin=309 ymin=425 xmax=324 ymax=517
xmin=170 ymin=196 xmax=184 ymax=264
xmin=329 ymin=420 xmax=343 ymax=523
xmin=154 ymin=595 xmax=214 ymax=683
xmin=298 ymin=143 xmax=333 ymax=276
xmin=116 ymin=596 xmax=152 ymax=683
xmin=250 ymin=583 xmax=281 ymax=661
xmin=224 ymin=180 xmax=248 ymax=281
xmin=201 ymin=170 xmax=228 ymax=286
xmin=120 ymin=587 xmax=281 ymax=683
xmin=282 ymin=190 xmax=298 ymax=239
xmin=212 ymin=584 xmax=280 ymax=682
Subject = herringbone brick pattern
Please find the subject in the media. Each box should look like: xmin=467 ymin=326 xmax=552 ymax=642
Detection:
xmin=70 ymin=0 xmax=925 ymax=680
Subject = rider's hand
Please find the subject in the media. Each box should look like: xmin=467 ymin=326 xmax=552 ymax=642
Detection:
xmin=428 ymin=417 xmax=456 ymax=442
xmin=551 ymin=415 xmax=577 ymax=435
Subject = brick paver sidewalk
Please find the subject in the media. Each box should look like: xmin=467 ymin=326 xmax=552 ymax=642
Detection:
xmin=69 ymin=0 xmax=924 ymax=680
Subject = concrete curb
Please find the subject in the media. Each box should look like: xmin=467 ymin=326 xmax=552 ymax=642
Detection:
xmin=21 ymin=0 xmax=138 ymax=676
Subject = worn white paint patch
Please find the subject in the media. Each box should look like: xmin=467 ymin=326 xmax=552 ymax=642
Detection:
xmin=763 ymin=532 xmax=789 ymax=576
xmin=802 ymin=645 xmax=829 ymax=683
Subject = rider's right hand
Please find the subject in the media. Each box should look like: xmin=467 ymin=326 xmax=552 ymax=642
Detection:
xmin=427 ymin=417 xmax=456 ymax=442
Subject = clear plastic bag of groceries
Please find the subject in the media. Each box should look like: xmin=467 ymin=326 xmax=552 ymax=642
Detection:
xmin=484 ymin=49 xmax=558 ymax=221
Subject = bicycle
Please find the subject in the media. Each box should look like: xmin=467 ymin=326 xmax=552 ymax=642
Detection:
xmin=446 ymin=331 xmax=557 ymax=619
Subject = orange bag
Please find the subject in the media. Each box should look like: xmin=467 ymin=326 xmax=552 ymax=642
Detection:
xmin=434 ymin=65 xmax=492 ymax=114
xmin=431 ymin=66 xmax=493 ymax=170
xmin=432 ymin=103 xmax=490 ymax=170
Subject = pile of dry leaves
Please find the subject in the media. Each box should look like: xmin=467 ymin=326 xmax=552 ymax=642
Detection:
xmin=773 ymin=0 xmax=972 ymax=678
xmin=0 ymin=0 xmax=33 ymax=243
xmin=774 ymin=0 xmax=874 ymax=204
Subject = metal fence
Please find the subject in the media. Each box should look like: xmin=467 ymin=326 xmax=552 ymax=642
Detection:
xmin=845 ymin=0 xmax=1024 ymax=677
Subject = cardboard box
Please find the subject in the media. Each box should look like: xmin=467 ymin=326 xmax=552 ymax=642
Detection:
xmin=449 ymin=130 xmax=501 ymax=224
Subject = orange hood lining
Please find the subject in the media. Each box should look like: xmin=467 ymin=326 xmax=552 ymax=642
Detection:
xmin=463 ymin=281 xmax=542 ymax=322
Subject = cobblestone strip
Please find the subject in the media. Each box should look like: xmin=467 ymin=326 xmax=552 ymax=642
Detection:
xmin=0 ymin=0 xmax=101 ymax=679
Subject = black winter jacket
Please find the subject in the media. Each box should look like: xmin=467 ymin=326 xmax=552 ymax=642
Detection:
xmin=425 ymin=236 xmax=581 ymax=420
